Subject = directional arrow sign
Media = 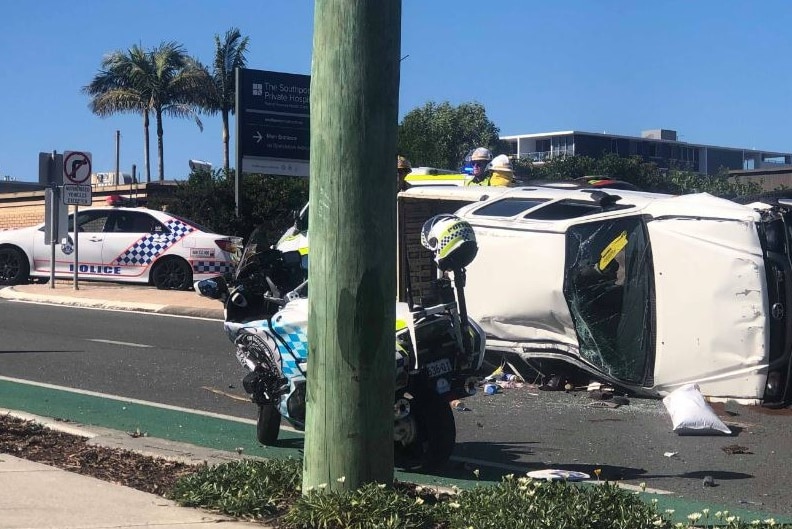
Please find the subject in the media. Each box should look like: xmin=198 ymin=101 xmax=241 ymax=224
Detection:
xmin=236 ymin=68 xmax=310 ymax=178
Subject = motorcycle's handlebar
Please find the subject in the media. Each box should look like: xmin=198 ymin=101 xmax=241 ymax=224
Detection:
xmin=229 ymin=279 xmax=308 ymax=309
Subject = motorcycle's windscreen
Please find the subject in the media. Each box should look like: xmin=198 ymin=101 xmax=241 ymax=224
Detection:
xmin=234 ymin=227 xmax=271 ymax=281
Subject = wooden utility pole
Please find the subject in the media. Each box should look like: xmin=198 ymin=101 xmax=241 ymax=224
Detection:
xmin=303 ymin=0 xmax=402 ymax=492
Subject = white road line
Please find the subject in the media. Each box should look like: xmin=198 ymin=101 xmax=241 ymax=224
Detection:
xmin=0 ymin=374 xmax=300 ymax=434
xmin=88 ymin=339 xmax=154 ymax=348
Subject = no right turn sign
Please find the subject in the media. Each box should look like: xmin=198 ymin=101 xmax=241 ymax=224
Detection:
xmin=63 ymin=151 xmax=92 ymax=184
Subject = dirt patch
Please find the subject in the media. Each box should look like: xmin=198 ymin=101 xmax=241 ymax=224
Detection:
xmin=0 ymin=413 xmax=197 ymax=496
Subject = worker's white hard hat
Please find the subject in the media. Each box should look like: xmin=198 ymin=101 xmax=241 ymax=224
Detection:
xmin=490 ymin=154 xmax=513 ymax=173
xmin=470 ymin=147 xmax=493 ymax=162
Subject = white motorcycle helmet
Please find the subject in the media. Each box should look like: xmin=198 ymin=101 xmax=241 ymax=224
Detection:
xmin=420 ymin=214 xmax=478 ymax=271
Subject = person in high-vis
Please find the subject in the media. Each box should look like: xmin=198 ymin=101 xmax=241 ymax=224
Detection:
xmin=488 ymin=154 xmax=515 ymax=187
xmin=465 ymin=147 xmax=493 ymax=186
xmin=397 ymin=155 xmax=412 ymax=191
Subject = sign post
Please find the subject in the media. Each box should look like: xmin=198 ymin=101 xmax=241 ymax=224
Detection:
xmin=44 ymin=186 xmax=68 ymax=288
xmin=40 ymin=151 xmax=64 ymax=289
xmin=235 ymin=68 xmax=311 ymax=216
xmin=63 ymin=151 xmax=92 ymax=290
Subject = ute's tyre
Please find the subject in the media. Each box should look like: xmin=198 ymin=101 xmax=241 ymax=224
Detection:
xmin=151 ymin=257 xmax=193 ymax=290
xmin=0 ymin=247 xmax=30 ymax=286
xmin=395 ymin=391 xmax=456 ymax=470
xmin=256 ymin=404 xmax=281 ymax=445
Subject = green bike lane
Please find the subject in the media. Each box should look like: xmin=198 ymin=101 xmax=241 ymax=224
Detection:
xmin=1 ymin=376 xmax=787 ymax=526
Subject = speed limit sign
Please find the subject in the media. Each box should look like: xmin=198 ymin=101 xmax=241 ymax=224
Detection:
xmin=63 ymin=151 xmax=92 ymax=184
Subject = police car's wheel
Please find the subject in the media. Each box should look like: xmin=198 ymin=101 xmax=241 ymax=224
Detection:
xmin=151 ymin=257 xmax=193 ymax=290
xmin=0 ymin=246 xmax=30 ymax=286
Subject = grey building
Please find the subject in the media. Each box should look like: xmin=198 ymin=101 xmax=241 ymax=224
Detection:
xmin=501 ymin=129 xmax=792 ymax=175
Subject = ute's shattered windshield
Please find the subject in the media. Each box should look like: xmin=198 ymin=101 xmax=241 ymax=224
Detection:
xmin=563 ymin=216 xmax=654 ymax=384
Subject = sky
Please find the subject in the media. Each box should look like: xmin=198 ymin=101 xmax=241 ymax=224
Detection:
xmin=2 ymin=1 xmax=792 ymax=182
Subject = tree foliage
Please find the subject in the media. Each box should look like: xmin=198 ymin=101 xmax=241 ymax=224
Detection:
xmin=84 ymin=42 xmax=210 ymax=182
xmin=199 ymin=28 xmax=250 ymax=175
xmin=83 ymin=45 xmax=155 ymax=182
xmin=147 ymin=171 xmax=309 ymax=242
xmin=514 ymin=153 xmax=761 ymax=197
xmin=398 ymin=101 xmax=503 ymax=170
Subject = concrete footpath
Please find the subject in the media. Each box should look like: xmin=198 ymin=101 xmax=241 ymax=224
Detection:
xmin=0 ymin=410 xmax=263 ymax=529
xmin=0 ymin=282 xmax=263 ymax=529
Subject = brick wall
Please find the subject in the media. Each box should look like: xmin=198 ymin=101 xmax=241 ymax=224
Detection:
xmin=0 ymin=184 xmax=158 ymax=230
xmin=397 ymin=197 xmax=473 ymax=306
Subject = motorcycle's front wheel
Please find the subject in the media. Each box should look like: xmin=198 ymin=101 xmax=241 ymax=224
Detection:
xmin=394 ymin=390 xmax=456 ymax=470
xmin=256 ymin=403 xmax=282 ymax=445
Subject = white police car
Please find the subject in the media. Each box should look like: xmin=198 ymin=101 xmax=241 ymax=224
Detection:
xmin=0 ymin=200 xmax=241 ymax=290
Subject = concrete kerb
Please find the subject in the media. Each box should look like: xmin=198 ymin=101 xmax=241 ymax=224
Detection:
xmin=0 ymin=285 xmax=224 ymax=319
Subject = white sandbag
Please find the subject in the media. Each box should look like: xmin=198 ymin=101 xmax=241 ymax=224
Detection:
xmin=662 ymin=383 xmax=731 ymax=435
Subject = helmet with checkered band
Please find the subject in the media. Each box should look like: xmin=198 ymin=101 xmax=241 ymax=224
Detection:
xmin=420 ymin=214 xmax=478 ymax=271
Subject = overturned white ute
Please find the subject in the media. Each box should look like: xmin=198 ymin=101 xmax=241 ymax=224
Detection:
xmin=398 ymin=186 xmax=792 ymax=406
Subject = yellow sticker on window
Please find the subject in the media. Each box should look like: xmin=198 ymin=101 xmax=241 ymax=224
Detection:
xmin=598 ymin=231 xmax=628 ymax=271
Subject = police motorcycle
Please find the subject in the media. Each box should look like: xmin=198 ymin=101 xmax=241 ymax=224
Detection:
xmin=196 ymin=214 xmax=486 ymax=469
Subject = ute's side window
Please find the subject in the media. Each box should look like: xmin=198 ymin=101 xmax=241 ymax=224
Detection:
xmin=472 ymin=198 xmax=549 ymax=217
xmin=524 ymin=200 xmax=603 ymax=220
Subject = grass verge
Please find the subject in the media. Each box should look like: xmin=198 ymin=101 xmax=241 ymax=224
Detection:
xmin=168 ymin=460 xmax=791 ymax=528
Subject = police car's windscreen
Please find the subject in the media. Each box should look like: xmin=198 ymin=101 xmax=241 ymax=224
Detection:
xmin=471 ymin=198 xmax=549 ymax=217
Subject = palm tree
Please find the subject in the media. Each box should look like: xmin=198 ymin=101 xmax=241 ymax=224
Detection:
xmin=202 ymin=28 xmax=250 ymax=175
xmin=146 ymin=42 xmax=209 ymax=181
xmin=83 ymin=45 xmax=154 ymax=182
xmin=84 ymin=42 xmax=209 ymax=181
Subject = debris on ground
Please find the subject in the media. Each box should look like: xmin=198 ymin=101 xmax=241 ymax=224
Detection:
xmin=527 ymin=469 xmax=591 ymax=482
xmin=721 ymin=444 xmax=753 ymax=455
xmin=589 ymin=400 xmax=621 ymax=409
xmin=539 ymin=374 xmax=565 ymax=391
xmin=662 ymin=384 xmax=732 ymax=435
xmin=481 ymin=364 xmax=527 ymax=393
xmin=483 ymin=383 xmax=501 ymax=395
xmin=451 ymin=399 xmax=471 ymax=411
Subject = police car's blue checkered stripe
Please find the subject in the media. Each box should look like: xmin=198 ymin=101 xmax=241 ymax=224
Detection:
xmin=114 ymin=219 xmax=195 ymax=265
xmin=193 ymin=261 xmax=234 ymax=274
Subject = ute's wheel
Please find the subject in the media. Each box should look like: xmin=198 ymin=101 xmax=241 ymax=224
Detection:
xmin=394 ymin=391 xmax=456 ymax=470
xmin=0 ymin=247 xmax=30 ymax=286
xmin=256 ymin=403 xmax=281 ymax=445
xmin=151 ymin=257 xmax=193 ymax=290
